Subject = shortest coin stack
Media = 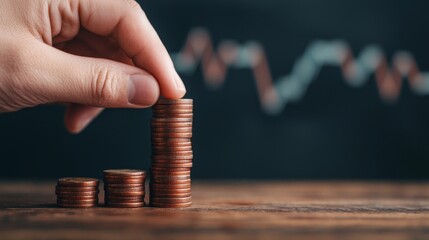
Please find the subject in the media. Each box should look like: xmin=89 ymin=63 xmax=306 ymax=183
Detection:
xmin=56 ymin=177 xmax=99 ymax=208
xmin=103 ymin=169 xmax=147 ymax=208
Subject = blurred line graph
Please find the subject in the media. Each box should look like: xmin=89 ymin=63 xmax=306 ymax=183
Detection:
xmin=171 ymin=28 xmax=429 ymax=114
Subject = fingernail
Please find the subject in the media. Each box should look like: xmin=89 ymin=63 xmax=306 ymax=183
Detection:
xmin=129 ymin=74 xmax=159 ymax=106
xmin=174 ymin=72 xmax=187 ymax=96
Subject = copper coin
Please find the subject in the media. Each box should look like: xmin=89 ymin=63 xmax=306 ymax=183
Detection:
xmin=150 ymin=192 xmax=191 ymax=198
xmin=151 ymin=127 xmax=192 ymax=133
xmin=105 ymin=198 xmax=144 ymax=204
xmin=104 ymin=196 xmax=144 ymax=203
xmin=151 ymin=174 xmax=190 ymax=179
xmin=103 ymin=176 xmax=146 ymax=181
xmin=151 ymin=161 xmax=193 ymax=166
xmin=151 ymin=118 xmax=193 ymax=123
xmin=151 ymin=167 xmax=191 ymax=172
xmin=56 ymin=191 xmax=99 ymax=197
xmin=57 ymin=198 xmax=98 ymax=204
xmin=153 ymin=150 xmax=193 ymax=155
xmin=150 ymin=179 xmax=191 ymax=184
xmin=103 ymin=178 xmax=145 ymax=184
xmin=152 ymin=109 xmax=193 ymax=115
xmin=150 ymin=196 xmax=191 ymax=203
xmin=105 ymin=195 xmax=144 ymax=201
xmin=152 ymin=153 xmax=193 ymax=159
xmin=151 ymin=122 xmax=193 ymax=128
xmin=105 ymin=191 xmax=145 ymax=196
xmin=106 ymin=202 xmax=145 ymax=208
xmin=151 ymin=202 xmax=192 ymax=208
xmin=104 ymin=186 xmax=144 ymax=192
xmin=57 ymin=203 xmax=97 ymax=208
xmin=150 ymin=183 xmax=191 ymax=189
xmin=103 ymin=169 xmax=146 ymax=177
xmin=151 ymin=175 xmax=190 ymax=180
xmin=152 ymin=103 xmax=194 ymax=109
xmin=152 ymin=132 xmax=193 ymax=138
xmin=56 ymin=193 xmax=98 ymax=198
xmin=152 ymin=142 xmax=192 ymax=148
xmin=55 ymin=186 xmax=99 ymax=192
xmin=156 ymin=99 xmax=193 ymax=105
xmin=57 ymin=178 xmax=99 ymax=187
xmin=152 ymin=146 xmax=192 ymax=152
xmin=152 ymin=113 xmax=194 ymax=118
xmin=151 ymin=137 xmax=191 ymax=143
xmin=151 ymin=163 xmax=193 ymax=168
xmin=104 ymin=183 xmax=144 ymax=188
xmin=152 ymin=169 xmax=191 ymax=176
xmin=150 ymin=188 xmax=191 ymax=194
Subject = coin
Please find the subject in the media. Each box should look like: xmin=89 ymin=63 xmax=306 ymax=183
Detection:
xmin=152 ymin=153 xmax=193 ymax=159
xmin=152 ymin=113 xmax=194 ymax=118
xmin=106 ymin=202 xmax=145 ymax=208
xmin=151 ymin=118 xmax=193 ymax=123
xmin=152 ymin=109 xmax=193 ymax=114
xmin=150 ymin=183 xmax=191 ymax=189
xmin=150 ymin=179 xmax=191 ymax=184
xmin=152 ymin=145 xmax=192 ymax=151
xmin=105 ymin=198 xmax=144 ymax=204
xmin=156 ymin=99 xmax=193 ymax=105
xmin=55 ymin=191 xmax=99 ymax=197
xmin=57 ymin=203 xmax=98 ymax=208
xmin=149 ymin=192 xmax=191 ymax=198
xmin=57 ymin=178 xmax=99 ymax=187
xmin=151 ymin=202 xmax=192 ymax=208
xmin=57 ymin=198 xmax=98 ymax=204
xmin=104 ymin=186 xmax=144 ymax=192
xmin=150 ymin=188 xmax=192 ymax=194
xmin=151 ymin=163 xmax=193 ymax=168
xmin=55 ymin=186 xmax=98 ymax=192
xmin=151 ymin=127 xmax=192 ymax=133
xmin=151 ymin=174 xmax=190 ymax=179
xmin=152 ymin=132 xmax=193 ymax=138
xmin=151 ymin=122 xmax=193 ymax=128
xmin=103 ymin=178 xmax=145 ymax=184
xmin=103 ymin=169 xmax=146 ymax=177
xmin=151 ymin=167 xmax=191 ymax=172
xmin=150 ymin=196 xmax=191 ymax=203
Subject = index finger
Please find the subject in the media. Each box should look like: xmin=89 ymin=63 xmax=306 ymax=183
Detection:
xmin=77 ymin=0 xmax=186 ymax=99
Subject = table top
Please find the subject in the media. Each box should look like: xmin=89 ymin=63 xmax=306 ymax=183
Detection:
xmin=1 ymin=181 xmax=429 ymax=239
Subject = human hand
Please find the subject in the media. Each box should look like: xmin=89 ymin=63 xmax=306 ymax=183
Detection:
xmin=0 ymin=0 xmax=186 ymax=133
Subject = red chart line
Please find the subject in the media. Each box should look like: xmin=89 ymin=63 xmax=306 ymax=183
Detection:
xmin=172 ymin=28 xmax=429 ymax=114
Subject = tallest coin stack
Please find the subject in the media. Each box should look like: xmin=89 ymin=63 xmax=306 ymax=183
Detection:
xmin=150 ymin=99 xmax=193 ymax=208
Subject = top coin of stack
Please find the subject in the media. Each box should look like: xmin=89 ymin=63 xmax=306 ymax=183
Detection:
xmin=103 ymin=169 xmax=146 ymax=208
xmin=150 ymin=98 xmax=193 ymax=208
xmin=55 ymin=177 xmax=99 ymax=208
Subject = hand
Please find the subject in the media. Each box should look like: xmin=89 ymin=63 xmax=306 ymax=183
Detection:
xmin=0 ymin=0 xmax=186 ymax=133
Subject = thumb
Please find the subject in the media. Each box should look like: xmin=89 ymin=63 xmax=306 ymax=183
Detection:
xmin=29 ymin=42 xmax=160 ymax=108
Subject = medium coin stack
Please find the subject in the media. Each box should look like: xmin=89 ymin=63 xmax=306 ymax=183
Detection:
xmin=55 ymin=177 xmax=99 ymax=208
xmin=103 ymin=169 xmax=146 ymax=208
xmin=150 ymin=98 xmax=193 ymax=208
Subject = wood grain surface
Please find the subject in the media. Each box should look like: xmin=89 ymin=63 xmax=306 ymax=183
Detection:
xmin=0 ymin=181 xmax=429 ymax=239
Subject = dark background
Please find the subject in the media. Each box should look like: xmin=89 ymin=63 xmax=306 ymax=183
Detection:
xmin=1 ymin=0 xmax=429 ymax=180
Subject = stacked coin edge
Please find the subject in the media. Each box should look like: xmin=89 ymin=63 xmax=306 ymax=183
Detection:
xmin=56 ymin=177 xmax=99 ymax=208
xmin=103 ymin=169 xmax=147 ymax=208
xmin=150 ymin=98 xmax=193 ymax=208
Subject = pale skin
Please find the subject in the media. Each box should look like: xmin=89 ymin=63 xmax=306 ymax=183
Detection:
xmin=0 ymin=0 xmax=186 ymax=133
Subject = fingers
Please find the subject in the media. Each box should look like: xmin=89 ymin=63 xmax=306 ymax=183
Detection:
xmin=65 ymin=104 xmax=103 ymax=134
xmin=26 ymin=40 xmax=160 ymax=109
xmin=75 ymin=0 xmax=186 ymax=99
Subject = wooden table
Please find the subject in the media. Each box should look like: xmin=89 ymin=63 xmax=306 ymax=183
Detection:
xmin=1 ymin=181 xmax=429 ymax=239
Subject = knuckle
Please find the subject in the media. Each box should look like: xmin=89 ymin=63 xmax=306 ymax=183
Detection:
xmin=91 ymin=66 xmax=123 ymax=106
